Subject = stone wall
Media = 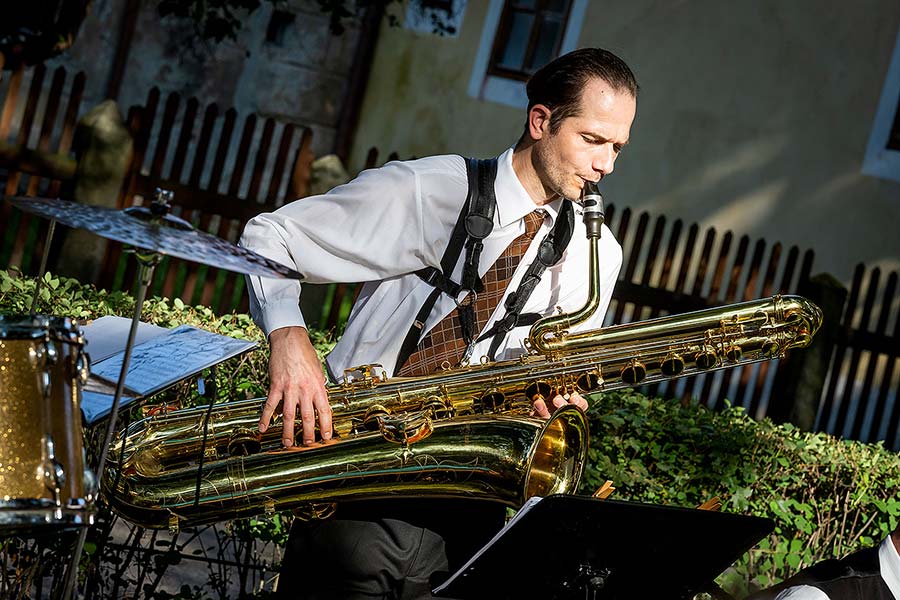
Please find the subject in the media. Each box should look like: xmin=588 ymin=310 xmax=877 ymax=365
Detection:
xmin=46 ymin=0 xmax=363 ymax=157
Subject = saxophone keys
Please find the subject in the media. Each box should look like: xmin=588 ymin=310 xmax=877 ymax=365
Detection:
xmin=363 ymin=404 xmax=390 ymax=432
xmin=475 ymin=390 xmax=507 ymax=414
xmin=694 ymin=346 xmax=719 ymax=369
xmin=620 ymin=360 xmax=647 ymax=385
xmin=377 ymin=412 xmax=434 ymax=447
xmin=424 ymin=396 xmax=454 ymax=419
xmin=228 ymin=428 xmax=262 ymax=456
xmin=660 ymin=353 xmax=685 ymax=377
xmin=575 ymin=370 xmax=603 ymax=392
xmin=525 ymin=381 xmax=553 ymax=403
xmin=725 ymin=344 xmax=743 ymax=362
xmin=525 ymin=381 xmax=553 ymax=414
xmin=761 ymin=339 xmax=781 ymax=357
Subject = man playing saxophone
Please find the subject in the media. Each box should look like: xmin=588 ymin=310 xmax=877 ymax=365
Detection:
xmin=240 ymin=47 xmax=638 ymax=599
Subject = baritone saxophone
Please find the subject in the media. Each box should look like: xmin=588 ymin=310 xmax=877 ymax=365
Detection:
xmin=102 ymin=184 xmax=822 ymax=530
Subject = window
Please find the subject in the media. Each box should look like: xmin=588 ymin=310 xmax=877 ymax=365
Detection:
xmin=488 ymin=0 xmax=573 ymax=81
xmin=265 ymin=10 xmax=295 ymax=46
xmin=887 ymin=100 xmax=900 ymax=151
xmin=862 ymin=28 xmax=900 ymax=182
xmin=468 ymin=0 xmax=588 ymax=108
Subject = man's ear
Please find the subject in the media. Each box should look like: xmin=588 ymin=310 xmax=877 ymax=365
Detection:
xmin=527 ymin=104 xmax=552 ymax=141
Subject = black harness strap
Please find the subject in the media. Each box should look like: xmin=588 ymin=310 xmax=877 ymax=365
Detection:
xmin=396 ymin=158 xmax=496 ymax=371
xmin=395 ymin=156 xmax=575 ymax=371
xmin=478 ymin=199 xmax=575 ymax=359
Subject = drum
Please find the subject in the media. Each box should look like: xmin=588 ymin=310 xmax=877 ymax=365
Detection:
xmin=0 ymin=315 xmax=96 ymax=533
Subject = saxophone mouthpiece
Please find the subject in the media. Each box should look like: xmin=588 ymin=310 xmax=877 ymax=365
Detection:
xmin=581 ymin=180 xmax=604 ymax=239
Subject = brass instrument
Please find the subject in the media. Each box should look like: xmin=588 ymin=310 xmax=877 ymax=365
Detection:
xmin=102 ymin=184 xmax=823 ymax=530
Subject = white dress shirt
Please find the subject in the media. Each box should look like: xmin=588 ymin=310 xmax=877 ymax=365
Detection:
xmin=774 ymin=536 xmax=900 ymax=600
xmin=241 ymin=147 xmax=622 ymax=379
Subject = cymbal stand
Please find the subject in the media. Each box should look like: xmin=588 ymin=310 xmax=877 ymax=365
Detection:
xmin=60 ymin=248 xmax=160 ymax=600
xmin=29 ymin=219 xmax=56 ymax=316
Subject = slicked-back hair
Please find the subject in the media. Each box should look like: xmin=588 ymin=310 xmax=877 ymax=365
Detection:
xmin=526 ymin=48 xmax=638 ymax=134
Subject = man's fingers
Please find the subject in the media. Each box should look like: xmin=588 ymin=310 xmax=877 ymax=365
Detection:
xmin=259 ymin=390 xmax=282 ymax=433
xmin=281 ymin=388 xmax=298 ymax=448
xmin=551 ymin=394 xmax=567 ymax=409
xmin=569 ymin=392 xmax=589 ymax=412
xmin=299 ymin=393 xmax=316 ymax=446
xmin=532 ymin=397 xmax=551 ymax=419
xmin=315 ymin=392 xmax=333 ymax=441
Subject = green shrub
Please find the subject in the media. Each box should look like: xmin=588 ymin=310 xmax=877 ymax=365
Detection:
xmin=583 ymin=388 xmax=900 ymax=596
xmin=2 ymin=268 xmax=898 ymax=598
xmin=0 ymin=267 xmax=335 ymax=411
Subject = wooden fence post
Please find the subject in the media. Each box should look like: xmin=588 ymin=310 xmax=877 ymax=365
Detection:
xmin=54 ymin=100 xmax=133 ymax=282
xmin=768 ymin=272 xmax=848 ymax=429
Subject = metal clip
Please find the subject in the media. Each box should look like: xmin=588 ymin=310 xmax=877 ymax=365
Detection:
xmin=456 ymin=291 xmax=476 ymax=308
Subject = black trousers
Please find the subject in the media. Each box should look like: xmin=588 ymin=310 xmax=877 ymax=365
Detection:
xmin=275 ymin=500 xmax=506 ymax=600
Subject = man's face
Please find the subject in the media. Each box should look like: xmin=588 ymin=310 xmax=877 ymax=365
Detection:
xmin=532 ymin=77 xmax=636 ymax=201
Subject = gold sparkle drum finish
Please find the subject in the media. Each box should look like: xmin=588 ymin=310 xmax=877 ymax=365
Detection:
xmin=0 ymin=315 xmax=97 ymax=533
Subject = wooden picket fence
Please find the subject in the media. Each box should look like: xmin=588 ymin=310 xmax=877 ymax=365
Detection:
xmin=98 ymin=86 xmax=316 ymax=313
xmin=816 ymin=265 xmax=899 ymax=446
xmin=602 ymin=204 xmax=816 ymax=417
xmin=0 ymin=64 xmax=84 ymax=273
xmin=0 ymin=65 xmax=897 ymax=449
xmin=0 ymin=65 xmax=316 ymax=314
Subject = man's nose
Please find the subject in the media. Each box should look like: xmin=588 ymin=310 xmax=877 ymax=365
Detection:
xmin=593 ymin=145 xmax=616 ymax=177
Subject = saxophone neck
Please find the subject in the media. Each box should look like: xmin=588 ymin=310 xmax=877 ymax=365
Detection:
xmin=528 ymin=184 xmax=605 ymax=354
xmin=528 ymin=237 xmax=602 ymax=353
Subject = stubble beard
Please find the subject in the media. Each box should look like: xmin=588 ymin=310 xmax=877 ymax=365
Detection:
xmin=533 ymin=141 xmax=572 ymax=202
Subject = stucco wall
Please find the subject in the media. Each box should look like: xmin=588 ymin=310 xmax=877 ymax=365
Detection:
xmin=351 ymin=1 xmax=900 ymax=285
xmin=48 ymin=0 xmax=362 ymax=156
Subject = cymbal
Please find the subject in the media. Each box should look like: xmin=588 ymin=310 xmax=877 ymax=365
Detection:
xmin=5 ymin=196 xmax=303 ymax=280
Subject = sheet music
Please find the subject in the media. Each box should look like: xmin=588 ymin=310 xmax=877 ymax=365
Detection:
xmin=433 ymin=496 xmax=543 ymax=594
xmin=81 ymin=324 xmax=256 ymax=424
xmin=81 ymin=315 xmax=169 ymax=363
xmin=81 ymin=390 xmax=139 ymax=424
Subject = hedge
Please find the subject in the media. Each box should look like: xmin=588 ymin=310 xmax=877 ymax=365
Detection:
xmin=1 ymin=268 xmax=898 ymax=599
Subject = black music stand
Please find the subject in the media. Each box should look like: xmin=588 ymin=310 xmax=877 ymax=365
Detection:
xmin=433 ymin=495 xmax=773 ymax=600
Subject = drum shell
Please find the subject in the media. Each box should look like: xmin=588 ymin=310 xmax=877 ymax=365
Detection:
xmin=0 ymin=316 xmax=88 ymax=511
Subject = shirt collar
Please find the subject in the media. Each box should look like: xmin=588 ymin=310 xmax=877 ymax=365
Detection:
xmin=879 ymin=535 xmax=900 ymax=599
xmin=494 ymin=147 xmax=563 ymax=227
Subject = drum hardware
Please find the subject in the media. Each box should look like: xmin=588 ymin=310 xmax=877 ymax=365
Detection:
xmin=0 ymin=315 xmax=97 ymax=534
xmin=29 ymin=218 xmax=56 ymax=317
xmin=5 ymin=188 xmax=299 ymax=599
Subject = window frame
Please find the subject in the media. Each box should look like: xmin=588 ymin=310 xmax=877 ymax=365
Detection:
xmin=467 ymin=0 xmax=588 ymax=109
xmin=862 ymin=28 xmax=900 ymax=182
xmin=486 ymin=0 xmax=574 ymax=82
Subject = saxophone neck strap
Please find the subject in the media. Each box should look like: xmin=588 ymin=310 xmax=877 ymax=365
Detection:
xmin=397 ymin=157 xmax=498 ymax=372
xmin=478 ymin=199 xmax=574 ymax=360
xmin=413 ymin=157 xmax=497 ymax=298
xmin=396 ymin=157 xmax=574 ymax=372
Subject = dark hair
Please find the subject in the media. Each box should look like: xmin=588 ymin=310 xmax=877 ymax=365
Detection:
xmin=526 ymin=48 xmax=638 ymax=133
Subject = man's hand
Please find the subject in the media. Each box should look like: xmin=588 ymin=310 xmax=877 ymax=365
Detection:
xmin=531 ymin=391 xmax=589 ymax=418
xmin=260 ymin=326 xmax=332 ymax=447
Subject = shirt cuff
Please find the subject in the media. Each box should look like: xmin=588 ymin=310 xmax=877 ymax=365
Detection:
xmin=255 ymin=299 xmax=308 ymax=337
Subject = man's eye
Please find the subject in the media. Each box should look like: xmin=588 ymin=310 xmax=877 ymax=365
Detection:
xmin=613 ymin=144 xmax=623 ymax=154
